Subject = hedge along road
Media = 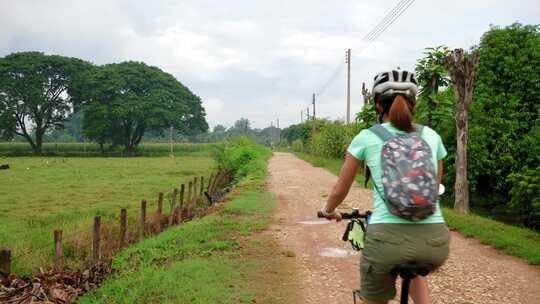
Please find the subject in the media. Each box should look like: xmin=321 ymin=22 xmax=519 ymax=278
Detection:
xmin=267 ymin=152 xmax=540 ymax=304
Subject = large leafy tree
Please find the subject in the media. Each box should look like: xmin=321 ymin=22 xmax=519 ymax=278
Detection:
xmin=468 ymin=23 xmax=540 ymax=225
xmin=415 ymin=46 xmax=451 ymax=127
xmin=0 ymin=52 xmax=91 ymax=154
xmin=469 ymin=24 xmax=540 ymax=192
xmin=80 ymin=61 xmax=208 ymax=154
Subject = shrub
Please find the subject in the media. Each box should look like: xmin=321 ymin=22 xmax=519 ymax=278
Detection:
xmin=310 ymin=123 xmax=361 ymax=158
xmin=291 ymin=139 xmax=304 ymax=152
xmin=213 ymin=137 xmax=271 ymax=180
xmin=508 ymin=167 xmax=540 ymax=229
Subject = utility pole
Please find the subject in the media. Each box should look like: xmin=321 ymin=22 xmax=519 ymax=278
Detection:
xmin=301 ymin=110 xmax=303 ymax=122
xmin=306 ymin=107 xmax=310 ymax=121
xmin=312 ymin=93 xmax=316 ymax=120
xmin=346 ymin=48 xmax=351 ymax=124
xmin=276 ymin=118 xmax=279 ymax=129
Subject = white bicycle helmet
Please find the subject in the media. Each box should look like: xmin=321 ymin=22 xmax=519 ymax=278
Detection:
xmin=372 ymin=69 xmax=418 ymax=99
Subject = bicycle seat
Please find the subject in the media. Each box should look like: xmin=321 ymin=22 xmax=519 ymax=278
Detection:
xmin=391 ymin=262 xmax=433 ymax=280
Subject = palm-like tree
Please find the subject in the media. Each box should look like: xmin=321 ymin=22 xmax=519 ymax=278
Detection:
xmin=415 ymin=46 xmax=451 ymax=127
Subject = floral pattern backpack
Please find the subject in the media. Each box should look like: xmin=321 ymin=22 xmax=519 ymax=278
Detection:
xmin=368 ymin=124 xmax=438 ymax=221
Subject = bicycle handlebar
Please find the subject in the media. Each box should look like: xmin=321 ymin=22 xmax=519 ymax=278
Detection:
xmin=317 ymin=209 xmax=371 ymax=219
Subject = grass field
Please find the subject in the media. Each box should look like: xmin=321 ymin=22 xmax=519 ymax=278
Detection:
xmin=0 ymin=155 xmax=216 ymax=274
xmin=0 ymin=142 xmax=215 ymax=157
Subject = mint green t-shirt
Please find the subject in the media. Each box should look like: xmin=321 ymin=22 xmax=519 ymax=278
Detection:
xmin=347 ymin=123 xmax=448 ymax=224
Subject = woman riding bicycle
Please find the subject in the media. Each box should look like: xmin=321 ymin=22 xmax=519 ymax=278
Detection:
xmin=320 ymin=69 xmax=450 ymax=304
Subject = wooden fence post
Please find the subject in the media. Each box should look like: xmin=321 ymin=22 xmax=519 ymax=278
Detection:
xmin=119 ymin=209 xmax=127 ymax=249
xmin=210 ymin=171 xmax=220 ymax=195
xmin=157 ymin=192 xmax=164 ymax=216
xmin=157 ymin=192 xmax=164 ymax=232
xmin=179 ymin=184 xmax=186 ymax=220
xmin=140 ymin=199 xmax=147 ymax=237
xmin=187 ymin=181 xmax=193 ymax=218
xmin=170 ymin=188 xmax=178 ymax=225
xmin=93 ymin=216 xmax=101 ymax=263
xmin=211 ymin=171 xmax=223 ymax=196
xmin=207 ymin=173 xmax=214 ymax=193
xmin=193 ymin=177 xmax=198 ymax=199
xmin=0 ymin=249 xmax=11 ymax=279
xmin=54 ymin=230 xmax=63 ymax=271
xmin=200 ymin=176 xmax=204 ymax=195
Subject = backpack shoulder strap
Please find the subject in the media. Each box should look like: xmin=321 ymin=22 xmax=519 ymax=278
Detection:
xmin=368 ymin=124 xmax=395 ymax=142
xmin=413 ymin=123 xmax=424 ymax=136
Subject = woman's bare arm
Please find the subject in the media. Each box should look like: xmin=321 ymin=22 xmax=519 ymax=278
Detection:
xmin=324 ymin=153 xmax=361 ymax=215
xmin=438 ymin=160 xmax=443 ymax=183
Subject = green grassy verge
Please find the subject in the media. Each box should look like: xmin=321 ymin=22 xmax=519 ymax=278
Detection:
xmin=442 ymin=208 xmax=540 ymax=264
xmin=0 ymin=155 xmax=215 ymax=274
xmin=79 ymin=146 xmax=299 ymax=303
xmin=295 ymin=151 xmax=540 ymax=265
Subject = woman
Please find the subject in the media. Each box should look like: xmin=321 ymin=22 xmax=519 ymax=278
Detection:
xmin=320 ymin=69 xmax=450 ymax=304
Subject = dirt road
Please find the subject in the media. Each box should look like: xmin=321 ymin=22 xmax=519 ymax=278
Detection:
xmin=267 ymin=152 xmax=540 ymax=304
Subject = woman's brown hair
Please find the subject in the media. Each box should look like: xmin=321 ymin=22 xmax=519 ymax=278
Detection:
xmin=365 ymin=94 xmax=416 ymax=186
xmin=389 ymin=94 xmax=415 ymax=132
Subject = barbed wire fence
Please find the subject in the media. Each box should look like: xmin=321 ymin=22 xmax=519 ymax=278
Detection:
xmin=0 ymin=169 xmax=232 ymax=280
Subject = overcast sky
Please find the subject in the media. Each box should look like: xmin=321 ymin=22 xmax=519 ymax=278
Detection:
xmin=1 ymin=0 xmax=538 ymax=129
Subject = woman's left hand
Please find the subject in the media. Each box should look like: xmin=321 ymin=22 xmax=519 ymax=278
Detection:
xmin=320 ymin=209 xmax=342 ymax=222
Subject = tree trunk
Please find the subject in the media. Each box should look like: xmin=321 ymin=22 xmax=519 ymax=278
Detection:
xmin=444 ymin=48 xmax=480 ymax=215
xmin=454 ymin=100 xmax=469 ymax=213
xmin=34 ymin=128 xmax=44 ymax=155
xmin=426 ymin=76 xmax=439 ymax=128
xmin=427 ymin=97 xmax=434 ymax=128
xmin=124 ymin=143 xmax=136 ymax=157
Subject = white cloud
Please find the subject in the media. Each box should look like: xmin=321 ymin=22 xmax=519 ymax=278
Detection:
xmin=1 ymin=0 xmax=538 ymax=129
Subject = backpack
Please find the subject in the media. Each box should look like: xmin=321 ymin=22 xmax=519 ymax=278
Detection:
xmin=368 ymin=124 xmax=438 ymax=221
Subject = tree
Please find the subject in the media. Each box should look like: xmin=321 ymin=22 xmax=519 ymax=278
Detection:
xmin=469 ymin=24 xmax=540 ymax=194
xmin=80 ymin=61 xmax=208 ymax=155
xmin=281 ymin=123 xmax=312 ymax=144
xmin=467 ymin=23 xmax=540 ymax=226
xmin=444 ymin=48 xmax=481 ymax=214
xmin=0 ymin=52 xmax=91 ymax=154
xmin=232 ymin=118 xmax=251 ymax=134
xmin=64 ymin=110 xmax=84 ymax=142
xmin=415 ymin=46 xmax=451 ymax=127
xmin=213 ymin=124 xmax=226 ymax=133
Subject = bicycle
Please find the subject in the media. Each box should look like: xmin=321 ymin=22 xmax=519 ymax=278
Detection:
xmin=318 ymin=209 xmax=433 ymax=304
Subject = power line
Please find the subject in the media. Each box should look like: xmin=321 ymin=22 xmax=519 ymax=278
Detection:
xmin=316 ymin=61 xmax=346 ymax=96
xmin=361 ymin=0 xmax=416 ymax=50
xmin=363 ymin=0 xmax=412 ymax=42
xmin=299 ymin=0 xmax=416 ymax=124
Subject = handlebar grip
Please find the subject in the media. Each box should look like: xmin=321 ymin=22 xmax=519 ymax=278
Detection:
xmin=318 ymin=211 xmax=350 ymax=219
xmin=318 ymin=210 xmax=370 ymax=219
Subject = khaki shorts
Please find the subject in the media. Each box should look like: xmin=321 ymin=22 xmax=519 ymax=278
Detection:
xmin=359 ymin=223 xmax=450 ymax=301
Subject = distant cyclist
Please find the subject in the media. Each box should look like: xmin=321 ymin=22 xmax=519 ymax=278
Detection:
xmin=320 ymin=69 xmax=450 ymax=304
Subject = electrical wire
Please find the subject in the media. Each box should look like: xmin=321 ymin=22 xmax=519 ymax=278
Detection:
xmin=366 ymin=0 xmax=415 ymax=44
xmin=363 ymin=0 xmax=413 ymax=42
xmin=304 ymin=0 xmax=416 ymax=117
xmin=316 ymin=61 xmax=346 ymax=96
